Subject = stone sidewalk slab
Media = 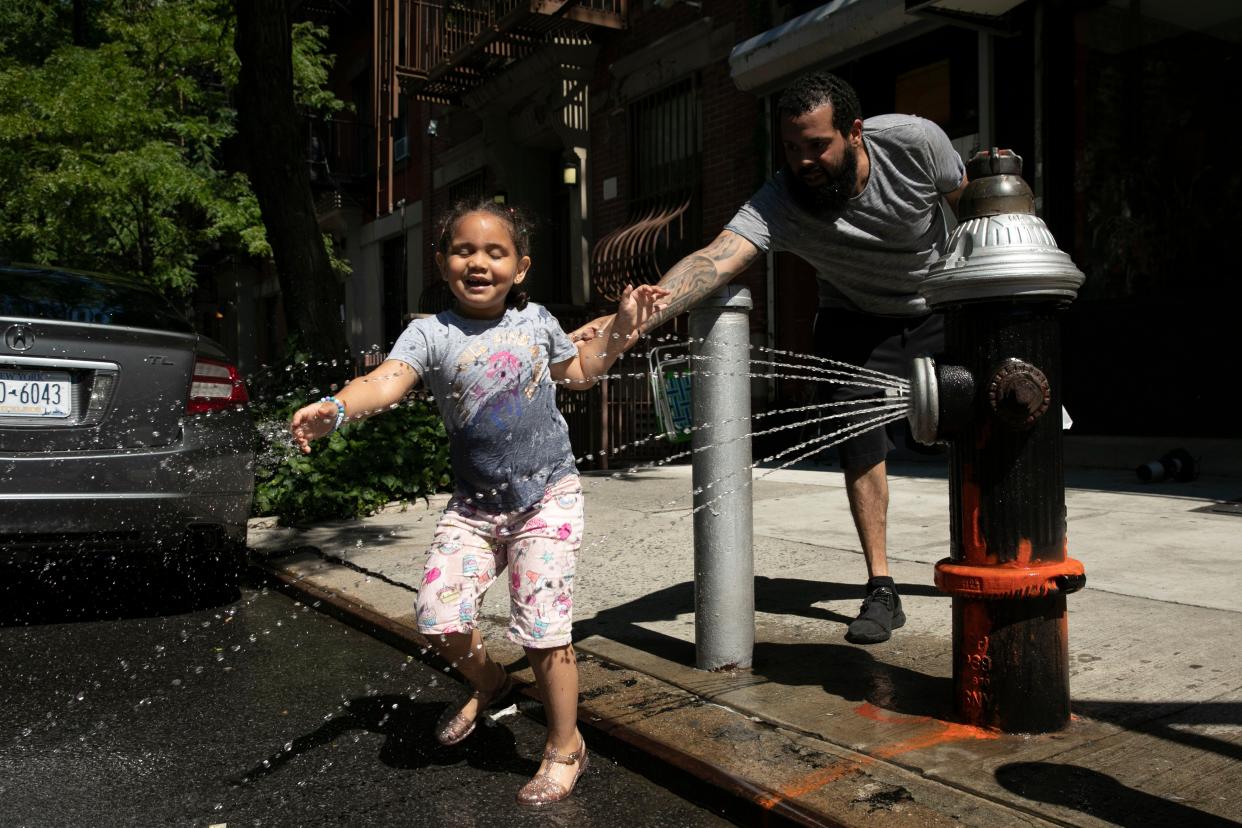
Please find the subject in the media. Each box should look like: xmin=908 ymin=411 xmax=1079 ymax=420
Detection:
xmin=249 ymin=462 xmax=1242 ymax=826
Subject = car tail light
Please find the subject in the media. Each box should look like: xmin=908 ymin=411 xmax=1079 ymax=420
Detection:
xmin=83 ymin=370 xmax=118 ymax=422
xmin=187 ymin=357 xmax=249 ymax=414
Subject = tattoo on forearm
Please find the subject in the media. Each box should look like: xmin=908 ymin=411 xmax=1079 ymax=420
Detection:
xmin=704 ymin=233 xmax=740 ymax=262
xmin=643 ymin=254 xmax=725 ymax=332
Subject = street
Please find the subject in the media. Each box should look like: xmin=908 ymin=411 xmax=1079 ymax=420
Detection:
xmin=0 ymin=572 xmax=735 ymax=827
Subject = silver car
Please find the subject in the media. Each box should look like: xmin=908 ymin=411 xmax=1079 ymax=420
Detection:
xmin=0 ymin=264 xmax=256 ymax=586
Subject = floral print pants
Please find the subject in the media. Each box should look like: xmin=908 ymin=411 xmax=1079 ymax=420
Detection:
xmin=414 ymin=475 xmax=583 ymax=649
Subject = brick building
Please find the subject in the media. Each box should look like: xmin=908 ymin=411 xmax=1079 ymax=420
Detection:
xmin=285 ymin=0 xmax=1238 ymax=465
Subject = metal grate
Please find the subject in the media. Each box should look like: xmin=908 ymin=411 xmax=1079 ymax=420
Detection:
xmin=592 ymin=77 xmax=701 ymax=301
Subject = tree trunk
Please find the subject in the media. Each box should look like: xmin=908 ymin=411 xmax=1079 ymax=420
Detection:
xmin=234 ymin=0 xmax=350 ymax=362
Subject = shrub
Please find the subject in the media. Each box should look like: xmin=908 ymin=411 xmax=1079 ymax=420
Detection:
xmin=247 ymin=342 xmax=452 ymax=524
xmin=252 ymin=396 xmax=451 ymax=525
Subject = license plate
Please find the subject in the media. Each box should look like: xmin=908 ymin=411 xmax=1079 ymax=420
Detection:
xmin=0 ymin=369 xmax=72 ymax=418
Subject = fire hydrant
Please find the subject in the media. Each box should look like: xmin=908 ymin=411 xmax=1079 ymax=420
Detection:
xmin=908 ymin=149 xmax=1086 ymax=733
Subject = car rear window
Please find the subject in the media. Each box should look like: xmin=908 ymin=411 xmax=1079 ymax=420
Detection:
xmin=0 ymin=266 xmax=193 ymax=333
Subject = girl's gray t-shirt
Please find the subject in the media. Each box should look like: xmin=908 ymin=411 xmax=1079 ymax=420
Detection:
xmin=726 ymin=114 xmax=967 ymax=317
xmin=388 ymin=302 xmax=578 ymax=512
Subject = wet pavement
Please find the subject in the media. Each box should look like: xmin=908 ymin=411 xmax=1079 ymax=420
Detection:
xmin=249 ymin=460 xmax=1242 ymax=827
xmin=0 ymin=584 xmax=735 ymax=827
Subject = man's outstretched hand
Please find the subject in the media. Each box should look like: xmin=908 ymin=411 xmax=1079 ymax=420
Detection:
xmin=613 ymin=283 xmax=668 ymax=349
xmin=572 ymin=284 xmax=668 ymax=351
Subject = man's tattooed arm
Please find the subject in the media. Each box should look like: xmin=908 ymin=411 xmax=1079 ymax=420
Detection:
xmin=640 ymin=230 xmax=759 ymax=333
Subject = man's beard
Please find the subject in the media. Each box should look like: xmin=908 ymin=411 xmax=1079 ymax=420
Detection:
xmin=786 ymin=143 xmax=858 ymax=214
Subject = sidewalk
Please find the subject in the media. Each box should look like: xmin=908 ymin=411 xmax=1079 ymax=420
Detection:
xmin=248 ymin=460 xmax=1242 ymax=826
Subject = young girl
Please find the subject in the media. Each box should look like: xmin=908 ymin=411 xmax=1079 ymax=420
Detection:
xmin=289 ymin=199 xmax=665 ymax=805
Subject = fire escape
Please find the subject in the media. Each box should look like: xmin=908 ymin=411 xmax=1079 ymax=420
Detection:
xmin=389 ymin=1 xmax=627 ymax=105
xmin=377 ymin=2 xmax=643 ymax=468
xmin=375 ymin=0 xmax=626 ymax=291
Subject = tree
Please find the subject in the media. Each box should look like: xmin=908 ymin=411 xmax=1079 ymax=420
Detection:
xmin=0 ymin=0 xmax=263 ymax=294
xmin=233 ymin=0 xmax=350 ymax=360
xmin=0 ymin=0 xmax=350 ymax=362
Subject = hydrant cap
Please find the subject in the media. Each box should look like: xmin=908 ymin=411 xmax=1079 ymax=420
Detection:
xmin=921 ymin=148 xmax=1084 ymax=307
xmin=966 ymin=147 xmax=1024 ymax=180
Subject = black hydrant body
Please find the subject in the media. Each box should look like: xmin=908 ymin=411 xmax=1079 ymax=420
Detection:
xmin=909 ymin=149 xmax=1086 ymax=733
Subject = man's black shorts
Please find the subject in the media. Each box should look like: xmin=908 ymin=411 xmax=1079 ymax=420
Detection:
xmin=812 ymin=308 xmax=944 ymax=470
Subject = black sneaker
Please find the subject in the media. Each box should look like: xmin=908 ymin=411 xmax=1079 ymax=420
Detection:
xmin=845 ymin=586 xmax=906 ymax=644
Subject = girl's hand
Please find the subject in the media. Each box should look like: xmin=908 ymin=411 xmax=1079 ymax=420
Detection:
xmin=569 ymin=314 xmax=612 ymax=343
xmin=289 ymin=401 xmax=339 ymax=454
xmin=614 ymin=284 xmax=669 ymax=350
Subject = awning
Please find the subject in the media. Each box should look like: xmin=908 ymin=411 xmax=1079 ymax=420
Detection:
xmin=728 ymin=0 xmax=926 ymax=95
xmin=729 ymin=0 xmax=1027 ymax=94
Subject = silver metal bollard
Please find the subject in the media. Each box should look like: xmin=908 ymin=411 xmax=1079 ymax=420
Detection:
xmin=689 ymin=285 xmax=754 ymax=671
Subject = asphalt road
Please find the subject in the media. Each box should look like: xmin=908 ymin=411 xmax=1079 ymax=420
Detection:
xmin=0 ymin=574 xmax=734 ymax=827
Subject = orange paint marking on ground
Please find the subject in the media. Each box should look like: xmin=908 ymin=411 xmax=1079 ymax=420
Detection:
xmin=755 ymin=760 xmax=866 ymax=809
xmin=854 ymin=701 xmax=929 ymax=725
xmin=853 ymin=701 xmax=999 ymax=760
xmin=756 ymin=703 xmax=1001 ymax=811
xmin=873 ymin=719 xmax=999 ymax=760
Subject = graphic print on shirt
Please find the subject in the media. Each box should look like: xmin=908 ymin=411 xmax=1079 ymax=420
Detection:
xmin=450 ymin=328 xmax=545 ymax=431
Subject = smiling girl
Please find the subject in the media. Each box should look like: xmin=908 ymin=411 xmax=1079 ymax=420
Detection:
xmin=289 ymin=199 xmax=664 ymax=804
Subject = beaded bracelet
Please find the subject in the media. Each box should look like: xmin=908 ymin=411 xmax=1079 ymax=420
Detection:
xmin=320 ymin=395 xmax=346 ymax=431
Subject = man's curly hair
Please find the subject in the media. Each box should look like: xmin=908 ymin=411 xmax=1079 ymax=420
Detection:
xmin=776 ymin=71 xmax=861 ymax=135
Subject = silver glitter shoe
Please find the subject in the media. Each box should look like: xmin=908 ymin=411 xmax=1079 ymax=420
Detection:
xmin=434 ymin=665 xmax=513 ymax=747
xmin=515 ymin=737 xmax=589 ymax=805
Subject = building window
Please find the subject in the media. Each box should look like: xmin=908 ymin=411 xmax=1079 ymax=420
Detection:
xmin=448 ymin=170 xmax=486 ymax=206
xmin=594 ymin=77 xmax=701 ymax=298
xmin=631 ymin=76 xmax=701 ymax=210
xmin=392 ymin=98 xmax=409 ymax=163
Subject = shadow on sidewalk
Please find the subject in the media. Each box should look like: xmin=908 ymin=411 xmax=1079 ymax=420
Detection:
xmin=577 ymin=576 xmax=950 ymax=719
xmin=750 ymin=641 xmax=953 ymax=720
xmin=1074 ymin=699 xmax=1242 ymax=763
xmin=996 ymin=762 xmax=1240 ymax=827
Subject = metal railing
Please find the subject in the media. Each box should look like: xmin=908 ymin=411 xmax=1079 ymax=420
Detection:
xmin=398 ymin=0 xmax=625 ymax=80
xmin=306 ymin=116 xmax=374 ymax=189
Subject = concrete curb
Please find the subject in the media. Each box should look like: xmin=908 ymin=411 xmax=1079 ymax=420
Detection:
xmin=254 ymin=556 xmax=1056 ymax=827
xmin=256 ymin=561 xmax=835 ymax=826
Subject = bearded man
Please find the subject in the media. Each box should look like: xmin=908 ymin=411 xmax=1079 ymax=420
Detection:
xmin=589 ymin=71 xmax=967 ymax=644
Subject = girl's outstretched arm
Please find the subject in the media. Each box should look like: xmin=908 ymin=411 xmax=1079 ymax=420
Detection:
xmin=552 ymin=284 xmax=667 ymax=391
xmin=289 ymin=359 xmax=420 ymax=453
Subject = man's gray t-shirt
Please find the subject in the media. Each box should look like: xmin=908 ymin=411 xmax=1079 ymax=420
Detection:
xmin=388 ymin=302 xmax=578 ymax=512
xmin=726 ymin=114 xmax=966 ymax=317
